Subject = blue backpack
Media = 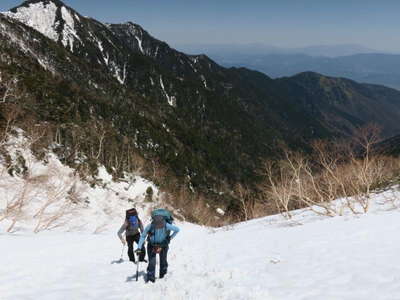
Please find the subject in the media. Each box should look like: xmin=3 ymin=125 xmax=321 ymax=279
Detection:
xmin=126 ymin=208 xmax=140 ymax=233
xmin=128 ymin=215 xmax=139 ymax=230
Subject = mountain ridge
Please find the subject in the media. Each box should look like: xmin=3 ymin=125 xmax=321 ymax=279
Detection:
xmin=205 ymin=51 xmax=400 ymax=90
xmin=177 ymin=43 xmax=382 ymax=58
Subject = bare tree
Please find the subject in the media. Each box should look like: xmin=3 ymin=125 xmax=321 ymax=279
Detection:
xmin=261 ymin=159 xmax=297 ymax=218
xmin=234 ymin=183 xmax=254 ymax=221
xmin=0 ymin=103 xmax=23 ymax=143
xmin=124 ymin=152 xmax=146 ymax=191
xmin=95 ymin=122 xmax=107 ymax=160
xmin=0 ymin=180 xmax=30 ymax=232
xmin=349 ymin=124 xmax=383 ymax=212
xmin=0 ymin=172 xmax=45 ymax=232
xmin=33 ymin=168 xmax=79 ymax=233
xmin=0 ymin=74 xmax=19 ymax=103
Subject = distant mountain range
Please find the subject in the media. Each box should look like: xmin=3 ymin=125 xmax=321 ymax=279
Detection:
xmin=177 ymin=43 xmax=381 ymax=58
xmin=178 ymin=44 xmax=400 ymax=90
xmin=2 ymin=0 xmax=400 ymax=213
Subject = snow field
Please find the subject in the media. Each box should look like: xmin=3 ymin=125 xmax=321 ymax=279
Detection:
xmin=2 ymin=190 xmax=400 ymax=299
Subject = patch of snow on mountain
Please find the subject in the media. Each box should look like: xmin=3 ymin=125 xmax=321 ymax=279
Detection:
xmin=109 ymin=61 xmax=126 ymax=84
xmin=93 ymin=37 xmax=111 ymax=66
xmin=154 ymin=45 xmax=160 ymax=58
xmin=160 ymin=76 xmax=176 ymax=107
xmin=96 ymin=39 xmax=104 ymax=53
xmin=60 ymin=6 xmax=81 ymax=52
xmin=103 ymin=52 xmax=110 ymax=66
xmin=216 ymin=208 xmax=225 ymax=215
xmin=5 ymin=2 xmax=59 ymax=42
xmin=135 ymin=35 xmax=144 ymax=54
xmin=121 ymin=63 xmax=127 ymax=83
xmin=188 ymin=57 xmax=198 ymax=73
xmin=190 ymin=56 xmax=199 ymax=64
xmin=169 ymin=96 xmax=177 ymax=107
xmin=200 ymin=74 xmax=208 ymax=89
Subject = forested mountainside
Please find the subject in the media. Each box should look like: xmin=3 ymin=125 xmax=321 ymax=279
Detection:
xmin=1 ymin=0 xmax=400 ymax=218
xmin=374 ymin=134 xmax=400 ymax=156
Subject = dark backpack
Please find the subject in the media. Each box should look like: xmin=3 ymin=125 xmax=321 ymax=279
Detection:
xmin=148 ymin=209 xmax=174 ymax=246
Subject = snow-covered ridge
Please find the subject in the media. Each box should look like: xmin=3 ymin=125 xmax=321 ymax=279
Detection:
xmin=4 ymin=1 xmax=81 ymax=52
xmin=2 ymin=0 xmax=213 ymax=91
xmin=4 ymin=1 xmax=59 ymax=41
xmin=3 ymin=1 xmax=139 ymax=85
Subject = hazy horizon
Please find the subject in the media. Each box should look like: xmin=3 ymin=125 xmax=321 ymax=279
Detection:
xmin=0 ymin=0 xmax=399 ymax=53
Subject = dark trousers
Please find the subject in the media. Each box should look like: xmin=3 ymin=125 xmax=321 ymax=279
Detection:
xmin=146 ymin=244 xmax=169 ymax=281
xmin=126 ymin=233 xmax=145 ymax=262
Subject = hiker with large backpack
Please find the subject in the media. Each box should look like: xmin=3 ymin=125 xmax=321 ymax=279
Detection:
xmin=117 ymin=208 xmax=146 ymax=263
xmin=135 ymin=209 xmax=180 ymax=283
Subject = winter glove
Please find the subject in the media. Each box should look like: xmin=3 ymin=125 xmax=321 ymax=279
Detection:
xmin=153 ymin=246 xmax=162 ymax=254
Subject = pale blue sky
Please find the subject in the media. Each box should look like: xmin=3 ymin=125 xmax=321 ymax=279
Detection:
xmin=0 ymin=0 xmax=399 ymax=51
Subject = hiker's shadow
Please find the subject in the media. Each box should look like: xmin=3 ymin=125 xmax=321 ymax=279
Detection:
xmin=110 ymin=258 xmax=124 ymax=264
xmin=126 ymin=271 xmax=146 ymax=282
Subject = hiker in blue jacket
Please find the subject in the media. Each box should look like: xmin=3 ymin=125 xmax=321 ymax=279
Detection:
xmin=136 ymin=212 xmax=180 ymax=282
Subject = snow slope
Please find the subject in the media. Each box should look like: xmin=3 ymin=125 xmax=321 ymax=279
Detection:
xmin=4 ymin=1 xmax=82 ymax=51
xmin=0 ymin=131 xmax=160 ymax=234
xmin=4 ymin=1 xmax=60 ymax=42
xmin=2 ymin=188 xmax=400 ymax=299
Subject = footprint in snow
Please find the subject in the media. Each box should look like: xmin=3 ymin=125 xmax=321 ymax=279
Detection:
xmin=269 ymin=258 xmax=281 ymax=264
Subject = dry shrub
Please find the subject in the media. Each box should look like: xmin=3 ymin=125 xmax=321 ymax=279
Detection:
xmin=0 ymin=178 xmax=40 ymax=232
xmin=0 ymin=162 xmax=81 ymax=233
xmin=234 ymin=183 xmax=256 ymax=221
xmin=261 ymin=124 xmax=400 ymax=218
xmin=32 ymin=169 xmax=78 ymax=233
xmin=93 ymin=222 xmax=109 ymax=234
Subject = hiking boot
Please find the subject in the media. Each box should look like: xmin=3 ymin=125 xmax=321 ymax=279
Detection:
xmin=145 ymin=276 xmax=155 ymax=283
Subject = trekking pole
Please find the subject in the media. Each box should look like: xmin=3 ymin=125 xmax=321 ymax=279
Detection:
xmin=120 ymin=244 xmax=125 ymax=262
xmin=135 ymin=248 xmax=141 ymax=281
xmin=136 ymin=258 xmax=140 ymax=281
